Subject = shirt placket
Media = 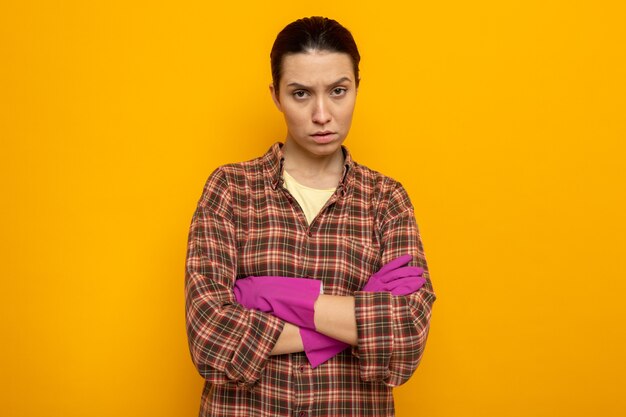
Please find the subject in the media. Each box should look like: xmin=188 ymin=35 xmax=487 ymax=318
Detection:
xmin=277 ymin=187 xmax=312 ymax=277
xmin=292 ymin=355 xmax=314 ymax=417
xmin=278 ymin=183 xmax=341 ymax=417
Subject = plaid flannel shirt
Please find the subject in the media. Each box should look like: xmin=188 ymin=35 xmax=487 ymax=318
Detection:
xmin=185 ymin=143 xmax=435 ymax=417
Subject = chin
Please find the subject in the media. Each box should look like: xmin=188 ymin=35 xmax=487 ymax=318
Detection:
xmin=286 ymin=134 xmax=346 ymax=158
xmin=307 ymin=141 xmax=343 ymax=156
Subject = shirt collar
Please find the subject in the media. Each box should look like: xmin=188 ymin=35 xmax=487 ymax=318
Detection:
xmin=266 ymin=142 xmax=354 ymax=196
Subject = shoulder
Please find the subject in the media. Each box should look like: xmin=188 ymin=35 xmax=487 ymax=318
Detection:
xmin=211 ymin=143 xmax=281 ymax=186
xmin=347 ymin=160 xmax=415 ymax=225
xmin=197 ymin=151 xmax=271 ymax=210
xmin=350 ymin=161 xmax=409 ymax=200
xmin=211 ymin=155 xmax=266 ymax=184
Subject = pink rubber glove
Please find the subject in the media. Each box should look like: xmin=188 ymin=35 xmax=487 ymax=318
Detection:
xmin=299 ymin=328 xmax=348 ymax=368
xmin=362 ymin=254 xmax=426 ymax=293
xmin=301 ymin=254 xmax=426 ymax=368
xmin=233 ymin=276 xmax=322 ymax=330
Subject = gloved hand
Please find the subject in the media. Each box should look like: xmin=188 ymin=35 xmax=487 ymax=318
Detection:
xmin=233 ymin=276 xmax=322 ymax=330
xmin=300 ymin=254 xmax=427 ymax=368
xmin=362 ymin=254 xmax=426 ymax=294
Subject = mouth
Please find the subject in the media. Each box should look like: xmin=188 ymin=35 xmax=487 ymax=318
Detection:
xmin=311 ymin=131 xmax=337 ymax=144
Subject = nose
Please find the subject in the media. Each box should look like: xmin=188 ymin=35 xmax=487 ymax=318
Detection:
xmin=312 ymin=97 xmax=331 ymax=125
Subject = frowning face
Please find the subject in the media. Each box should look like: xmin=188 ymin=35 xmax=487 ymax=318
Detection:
xmin=270 ymin=50 xmax=357 ymax=160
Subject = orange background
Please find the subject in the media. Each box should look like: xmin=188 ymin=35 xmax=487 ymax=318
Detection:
xmin=1 ymin=1 xmax=625 ymax=416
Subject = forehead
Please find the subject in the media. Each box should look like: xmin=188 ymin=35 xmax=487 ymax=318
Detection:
xmin=280 ymin=51 xmax=354 ymax=87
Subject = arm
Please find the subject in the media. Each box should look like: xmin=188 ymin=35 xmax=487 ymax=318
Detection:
xmin=313 ymin=295 xmax=358 ymax=345
xmin=233 ymin=256 xmax=425 ymax=367
xmin=270 ymin=322 xmax=304 ymax=355
xmin=352 ymin=184 xmax=436 ymax=387
xmin=185 ymin=169 xmax=287 ymax=387
xmin=312 ymin=254 xmax=426 ymax=346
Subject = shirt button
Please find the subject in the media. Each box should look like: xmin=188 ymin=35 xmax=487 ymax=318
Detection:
xmin=299 ymin=365 xmax=306 ymax=372
xmin=299 ymin=412 xmax=307 ymax=417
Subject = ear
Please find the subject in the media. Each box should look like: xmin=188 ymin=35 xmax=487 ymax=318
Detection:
xmin=269 ymin=84 xmax=283 ymax=112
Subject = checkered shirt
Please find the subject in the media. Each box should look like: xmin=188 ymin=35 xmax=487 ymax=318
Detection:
xmin=185 ymin=143 xmax=436 ymax=417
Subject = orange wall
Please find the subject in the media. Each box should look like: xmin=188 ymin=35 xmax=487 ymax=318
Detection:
xmin=1 ymin=1 xmax=625 ymax=416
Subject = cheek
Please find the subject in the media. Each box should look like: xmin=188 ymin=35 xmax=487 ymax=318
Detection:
xmin=283 ymin=108 xmax=308 ymax=129
xmin=338 ymin=105 xmax=355 ymax=125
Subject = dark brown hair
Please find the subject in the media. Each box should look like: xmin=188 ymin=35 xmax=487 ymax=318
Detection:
xmin=270 ymin=16 xmax=361 ymax=92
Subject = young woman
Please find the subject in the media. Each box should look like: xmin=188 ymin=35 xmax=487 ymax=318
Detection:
xmin=185 ymin=16 xmax=435 ymax=417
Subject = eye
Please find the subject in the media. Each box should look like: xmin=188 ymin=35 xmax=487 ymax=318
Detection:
xmin=292 ymin=90 xmax=309 ymax=99
xmin=331 ymin=87 xmax=348 ymax=97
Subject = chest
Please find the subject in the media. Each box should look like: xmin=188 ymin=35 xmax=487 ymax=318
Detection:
xmin=234 ymin=185 xmax=382 ymax=295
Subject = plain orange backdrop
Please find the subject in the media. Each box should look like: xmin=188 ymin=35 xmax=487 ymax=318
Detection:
xmin=1 ymin=1 xmax=625 ymax=416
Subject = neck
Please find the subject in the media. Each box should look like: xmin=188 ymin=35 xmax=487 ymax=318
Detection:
xmin=281 ymin=141 xmax=345 ymax=177
xmin=281 ymin=140 xmax=345 ymax=189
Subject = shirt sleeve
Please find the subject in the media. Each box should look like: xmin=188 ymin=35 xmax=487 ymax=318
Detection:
xmin=352 ymin=182 xmax=436 ymax=387
xmin=185 ymin=168 xmax=285 ymax=388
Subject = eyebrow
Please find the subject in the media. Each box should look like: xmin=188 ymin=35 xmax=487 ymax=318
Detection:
xmin=286 ymin=77 xmax=353 ymax=89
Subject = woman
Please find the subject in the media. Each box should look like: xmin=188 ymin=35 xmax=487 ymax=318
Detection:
xmin=185 ymin=16 xmax=435 ymax=417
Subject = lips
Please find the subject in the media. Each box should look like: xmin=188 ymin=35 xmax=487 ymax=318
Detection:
xmin=311 ymin=131 xmax=336 ymax=144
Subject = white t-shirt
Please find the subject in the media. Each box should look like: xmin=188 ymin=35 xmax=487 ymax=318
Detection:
xmin=282 ymin=169 xmax=336 ymax=225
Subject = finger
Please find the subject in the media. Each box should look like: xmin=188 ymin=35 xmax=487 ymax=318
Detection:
xmin=375 ymin=254 xmax=413 ymax=275
xmin=390 ymin=277 xmax=427 ymax=296
xmin=378 ymin=266 xmax=424 ymax=283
